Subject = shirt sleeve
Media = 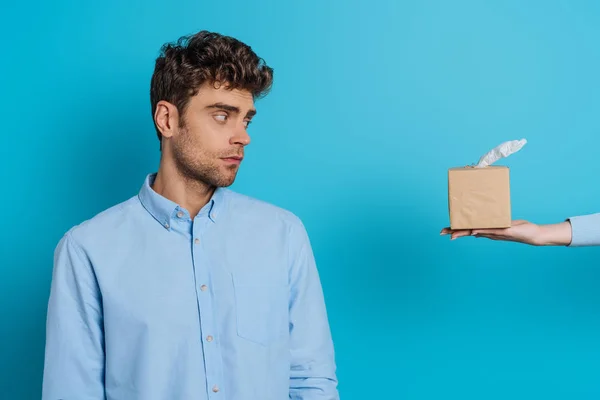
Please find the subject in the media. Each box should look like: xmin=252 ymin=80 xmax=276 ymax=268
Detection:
xmin=288 ymin=220 xmax=339 ymax=400
xmin=567 ymin=213 xmax=600 ymax=247
xmin=42 ymin=231 xmax=106 ymax=399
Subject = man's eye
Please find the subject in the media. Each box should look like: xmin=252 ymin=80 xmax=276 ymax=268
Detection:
xmin=214 ymin=114 xmax=227 ymax=122
xmin=244 ymin=120 xmax=252 ymax=128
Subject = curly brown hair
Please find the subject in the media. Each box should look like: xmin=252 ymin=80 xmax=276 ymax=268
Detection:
xmin=150 ymin=30 xmax=274 ymax=145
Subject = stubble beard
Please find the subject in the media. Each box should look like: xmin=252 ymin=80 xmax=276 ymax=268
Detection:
xmin=171 ymin=126 xmax=239 ymax=188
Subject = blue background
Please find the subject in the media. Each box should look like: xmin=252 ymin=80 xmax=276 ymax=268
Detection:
xmin=2 ymin=0 xmax=600 ymax=398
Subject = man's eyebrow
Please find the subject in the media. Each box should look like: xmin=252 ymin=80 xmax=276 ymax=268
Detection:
xmin=205 ymin=103 xmax=240 ymax=113
xmin=205 ymin=102 xmax=256 ymax=117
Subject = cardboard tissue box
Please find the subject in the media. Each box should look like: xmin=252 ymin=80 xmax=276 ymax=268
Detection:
xmin=448 ymin=139 xmax=527 ymax=230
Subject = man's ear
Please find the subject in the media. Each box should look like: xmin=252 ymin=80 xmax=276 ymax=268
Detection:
xmin=154 ymin=100 xmax=180 ymax=141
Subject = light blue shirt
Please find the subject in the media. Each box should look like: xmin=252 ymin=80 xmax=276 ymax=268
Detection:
xmin=569 ymin=213 xmax=600 ymax=247
xmin=42 ymin=173 xmax=339 ymax=400
xmin=568 ymin=213 xmax=600 ymax=247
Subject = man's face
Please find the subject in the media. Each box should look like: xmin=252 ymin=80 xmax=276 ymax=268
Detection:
xmin=170 ymin=83 xmax=255 ymax=187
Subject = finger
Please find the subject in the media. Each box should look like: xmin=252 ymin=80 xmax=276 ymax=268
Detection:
xmin=441 ymin=227 xmax=469 ymax=235
xmin=475 ymin=233 xmax=507 ymax=241
xmin=451 ymin=230 xmax=472 ymax=239
xmin=472 ymin=228 xmax=507 ymax=235
xmin=473 ymin=234 xmax=494 ymax=240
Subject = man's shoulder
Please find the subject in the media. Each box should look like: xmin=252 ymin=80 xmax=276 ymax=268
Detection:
xmin=61 ymin=195 xmax=141 ymax=247
xmin=224 ymin=189 xmax=305 ymax=229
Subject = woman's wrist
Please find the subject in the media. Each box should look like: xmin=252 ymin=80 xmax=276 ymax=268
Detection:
xmin=539 ymin=221 xmax=572 ymax=246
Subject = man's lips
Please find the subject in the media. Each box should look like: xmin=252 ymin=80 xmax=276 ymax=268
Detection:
xmin=221 ymin=155 xmax=243 ymax=163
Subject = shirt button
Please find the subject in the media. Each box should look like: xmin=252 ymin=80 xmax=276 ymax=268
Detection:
xmin=177 ymin=211 xmax=184 ymax=218
xmin=194 ymin=238 xmax=200 ymax=244
xmin=212 ymin=385 xmax=219 ymax=393
xmin=200 ymin=285 xmax=208 ymax=291
xmin=206 ymin=335 xmax=213 ymax=342
xmin=164 ymin=223 xmax=170 ymax=229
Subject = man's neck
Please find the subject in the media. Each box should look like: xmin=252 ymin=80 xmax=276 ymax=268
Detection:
xmin=151 ymin=163 xmax=215 ymax=219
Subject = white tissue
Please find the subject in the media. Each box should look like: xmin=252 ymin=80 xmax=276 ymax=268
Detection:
xmin=475 ymin=139 xmax=527 ymax=168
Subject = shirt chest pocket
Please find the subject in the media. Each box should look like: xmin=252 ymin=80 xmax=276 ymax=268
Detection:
xmin=232 ymin=274 xmax=289 ymax=346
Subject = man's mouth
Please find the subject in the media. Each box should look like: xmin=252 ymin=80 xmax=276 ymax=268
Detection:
xmin=221 ymin=155 xmax=243 ymax=164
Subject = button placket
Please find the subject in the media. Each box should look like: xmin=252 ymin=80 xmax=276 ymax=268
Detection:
xmin=191 ymin=219 xmax=222 ymax=397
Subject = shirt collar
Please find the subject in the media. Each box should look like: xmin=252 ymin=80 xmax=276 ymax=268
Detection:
xmin=138 ymin=173 xmax=225 ymax=230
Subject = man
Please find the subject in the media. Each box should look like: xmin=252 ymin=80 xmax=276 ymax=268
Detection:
xmin=441 ymin=214 xmax=600 ymax=246
xmin=42 ymin=31 xmax=339 ymax=400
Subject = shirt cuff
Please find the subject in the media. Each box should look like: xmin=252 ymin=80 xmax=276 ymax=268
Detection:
xmin=567 ymin=213 xmax=600 ymax=247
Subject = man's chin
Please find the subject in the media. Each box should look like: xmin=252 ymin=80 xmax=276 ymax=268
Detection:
xmin=212 ymin=174 xmax=237 ymax=188
xmin=216 ymin=180 xmax=235 ymax=188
